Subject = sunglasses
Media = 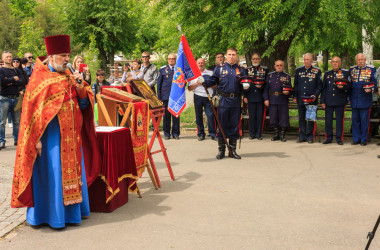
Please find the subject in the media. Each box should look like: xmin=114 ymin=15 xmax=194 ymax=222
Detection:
xmin=12 ymin=60 xmax=20 ymax=63
xmin=3 ymin=50 xmax=12 ymax=53
xmin=28 ymin=56 xmax=34 ymax=59
xmin=142 ymin=56 xmax=150 ymax=58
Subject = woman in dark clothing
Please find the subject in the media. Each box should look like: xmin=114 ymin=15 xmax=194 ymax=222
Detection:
xmin=12 ymin=56 xmax=29 ymax=86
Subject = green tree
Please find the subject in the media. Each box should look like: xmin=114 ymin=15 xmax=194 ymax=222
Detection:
xmin=17 ymin=0 xmax=68 ymax=57
xmin=9 ymin=0 xmax=36 ymax=18
xmin=0 ymin=0 xmax=21 ymax=52
xmin=17 ymin=18 xmax=45 ymax=57
xmin=151 ymin=0 xmax=380 ymax=71
xmin=64 ymin=0 xmax=140 ymax=70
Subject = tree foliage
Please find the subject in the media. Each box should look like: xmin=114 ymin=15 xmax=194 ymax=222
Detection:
xmin=151 ymin=0 xmax=379 ymax=71
xmin=17 ymin=19 xmax=45 ymax=57
xmin=0 ymin=0 xmax=21 ymax=52
xmin=9 ymin=0 xmax=36 ymax=18
xmin=64 ymin=0 xmax=140 ymax=69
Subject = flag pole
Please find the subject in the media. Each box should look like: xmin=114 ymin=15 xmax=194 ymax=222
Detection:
xmin=177 ymin=24 xmax=183 ymax=35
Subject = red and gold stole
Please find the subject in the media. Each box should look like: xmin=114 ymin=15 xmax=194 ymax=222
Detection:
xmin=130 ymin=101 xmax=150 ymax=177
xmin=11 ymin=57 xmax=96 ymax=208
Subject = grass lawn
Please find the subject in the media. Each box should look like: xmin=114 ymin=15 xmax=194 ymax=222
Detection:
xmin=178 ymin=104 xmax=354 ymax=134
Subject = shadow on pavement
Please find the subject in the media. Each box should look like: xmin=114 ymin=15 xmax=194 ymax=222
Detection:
xmin=25 ymin=171 xmax=201 ymax=233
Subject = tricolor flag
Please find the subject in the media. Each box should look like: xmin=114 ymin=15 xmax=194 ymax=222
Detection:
xmin=168 ymin=35 xmax=201 ymax=117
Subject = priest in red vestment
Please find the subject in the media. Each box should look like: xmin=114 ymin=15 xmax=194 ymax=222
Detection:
xmin=11 ymin=35 xmax=101 ymax=228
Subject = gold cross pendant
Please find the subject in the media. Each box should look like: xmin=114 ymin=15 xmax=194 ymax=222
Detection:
xmin=69 ymin=99 xmax=74 ymax=110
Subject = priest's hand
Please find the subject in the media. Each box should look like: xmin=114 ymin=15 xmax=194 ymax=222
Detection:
xmin=35 ymin=140 xmax=42 ymax=156
xmin=72 ymin=72 xmax=84 ymax=89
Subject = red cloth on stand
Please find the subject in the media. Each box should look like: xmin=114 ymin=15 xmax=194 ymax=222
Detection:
xmin=88 ymin=127 xmax=138 ymax=212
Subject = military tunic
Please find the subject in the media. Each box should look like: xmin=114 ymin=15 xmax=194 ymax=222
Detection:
xmin=157 ymin=65 xmax=180 ymax=138
xmin=294 ymin=65 xmax=323 ymax=141
xmin=205 ymin=63 xmax=246 ymax=140
xmin=349 ymin=64 xmax=377 ymax=143
xmin=264 ymin=71 xmax=292 ymax=128
xmin=321 ymin=69 xmax=351 ymax=143
xmin=244 ymin=65 xmax=268 ymax=138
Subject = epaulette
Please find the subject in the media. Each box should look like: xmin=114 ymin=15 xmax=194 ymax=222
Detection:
xmin=341 ymin=68 xmax=349 ymax=72
xmin=296 ymin=66 xmax=304 ymax=69
xmin=367 ymin=65 xmax=376 ymax=68
xmin=268 ymin=71 xmax=276 ymax=75
xmin=260 ymin=66 xmax=268 ymax=69
xmin=283 ymin=71 xmax=290 ymax=76
xmin=216 ymin=64 xmax=224 ymax=68
xmin=312 ymin=66 xmax=321 ymax=70
xmin=160 ymin=65 xmax=167 ymax=69
xmin=350 ymin=65 xmax=357 ymax=68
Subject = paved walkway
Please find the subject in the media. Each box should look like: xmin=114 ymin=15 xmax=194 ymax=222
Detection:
xmin=1 ymin=129 xmax=380 ymax=249
xmin=0 ymin=128 xmax=26 ymax=238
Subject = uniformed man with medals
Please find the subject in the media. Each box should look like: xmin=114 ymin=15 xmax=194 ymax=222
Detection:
xmin=205 ymin=47 xmax=247 ymax=159
xmin=349 ymin=53 xmax=377 ymax=146
xmin=321 ymin=56 xmax=351 ymax=145
xmin=157 ymin=53 xmax=180 ymax=140
xmin=244 ymin=53 xmax=268 ymax=140
xmin=263 ymin=60 xmax=292 ymax=142
xmin=293 ymin=53 xmax=323 ymax=143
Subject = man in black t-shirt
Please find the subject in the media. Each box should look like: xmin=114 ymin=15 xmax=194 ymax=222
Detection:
xmin=0 ymin=51 xmax=26 ymax=149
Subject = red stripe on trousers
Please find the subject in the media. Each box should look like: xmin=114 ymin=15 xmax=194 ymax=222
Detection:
xmin=261 ymin=106 xmax=266 ymax=134
xmin=366 ymin=107 xmax=371 ymax=143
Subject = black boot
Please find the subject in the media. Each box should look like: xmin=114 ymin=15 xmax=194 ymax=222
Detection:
xmin=229 ymin=139 xmax=241 ymax=159
xmin=280 ymin=127 xmax=287 ymax=142
xmin=216 ymin=139 xmax=226 ymax=159
xmin=271 ymin=127 xmax=280 ymax=141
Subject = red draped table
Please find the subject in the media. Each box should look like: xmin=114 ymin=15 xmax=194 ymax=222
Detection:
xmin=88 ymin=127 xmax=138 ymax=212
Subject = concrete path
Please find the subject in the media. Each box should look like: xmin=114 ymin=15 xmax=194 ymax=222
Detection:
xmin=1 ymin=130 xmax=380 ymax=249
xmin=0 ymin=128 xmax=26 ymax=239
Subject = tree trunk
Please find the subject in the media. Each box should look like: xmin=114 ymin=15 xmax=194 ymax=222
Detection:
xmin=109 ymin=51 xmax=114 ymax=66
xmin=322 ymin=50 xmax=329 ymax=72
xmin=362 ymin=27 xmax=374 ymax=65
xmin=287 ymin=55 xmax=296 ymax=77
xmin=98 ymin=47 xmax=108 ymax=74
xmin=340 ymin=49 xmax=354 ymax=69
xmin=245 ymin=35 xmax=295 ymax=72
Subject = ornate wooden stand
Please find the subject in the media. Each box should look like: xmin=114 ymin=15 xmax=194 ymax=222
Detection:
xmin=147 ymin=108 xmax=175 ymax=188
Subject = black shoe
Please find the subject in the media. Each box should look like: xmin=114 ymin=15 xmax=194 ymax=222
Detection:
xmin=216 ymin=139 xmax=226 ymax=160
xmin=249 ymin=136 xmax=255 ymax=140
xmin=271 ymin=127 xmax=280 ymax=141
xmin=0 ymin=142 xmax=5 ymax=149
xmin=361 ymin=142 xmax=367 ymax=146
xmin=257 ymin=137 xmax=263 ymax=140
xmin=322 ymin=140 xmax=332 ymax=144
xmin=173 ymin=136 xmax=180 ymax=140
xmin=14 ymin=142 xmax=17 ymax=146
xmin=297 ymin=139 xmax=306 ymax=143
xmin=164 ymin=136 xmax=170 ymax=140
xmin=198 ymin=136 xmax=205 ymax=141
xmin=280 ymin=128 xmax=286 ymax=142
xmin=211 ymin=137 xmax=217 ymax=141
xmin=377 ymin=154 xmax=380 ymax=158
xmin=337 ymin=141 xmax=343 ymax=145
xmin=307 ymin=139 xmax=313 ymax=144
xmin=351 ymin=141 xmax=360 ymax=145
xmin=229 ymin=139 xmax=241 ymax=159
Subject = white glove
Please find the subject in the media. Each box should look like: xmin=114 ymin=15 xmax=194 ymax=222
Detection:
xmin=197 ymin=76 xmax=205 ymax=84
